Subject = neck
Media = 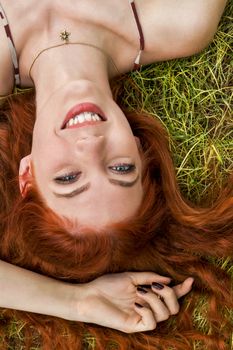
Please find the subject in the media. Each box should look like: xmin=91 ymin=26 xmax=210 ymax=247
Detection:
xmin=30 ymin=43 xmax=115 ymax=112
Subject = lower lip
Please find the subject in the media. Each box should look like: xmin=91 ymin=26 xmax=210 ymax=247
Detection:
xmin=61 ymin=102 xmax=106 ymax=129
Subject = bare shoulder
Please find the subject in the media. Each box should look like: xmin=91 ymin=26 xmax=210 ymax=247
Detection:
xmin=137 ymin=0 xmax=227 ymax=64
xmin=0 ymin=24 xmax=14 ymax=96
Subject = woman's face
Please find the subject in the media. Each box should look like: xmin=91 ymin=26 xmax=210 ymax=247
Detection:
xmin=22 ymin=81 xmax=143 ymax=229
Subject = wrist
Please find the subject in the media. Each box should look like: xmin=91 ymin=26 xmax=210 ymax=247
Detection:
xmin=61 ymin=282 xmax=92 ymax=322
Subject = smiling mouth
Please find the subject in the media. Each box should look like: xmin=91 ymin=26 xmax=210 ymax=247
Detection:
xmin=61 ymin=103 xmax=106 ymax=129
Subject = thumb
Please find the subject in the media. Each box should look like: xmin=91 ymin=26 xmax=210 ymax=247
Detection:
xmin=173 ymin=277 xmax=194 ymax=299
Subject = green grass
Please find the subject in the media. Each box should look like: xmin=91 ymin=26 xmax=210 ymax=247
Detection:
xmin=1 ymin=2 xmax=232 ymax=349
xmin=115 ymin=2 xmax=232 ymax=205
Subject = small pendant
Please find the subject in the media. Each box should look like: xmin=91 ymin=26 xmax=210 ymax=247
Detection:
xmin=60 ymin=30 xmax=71 ymax=43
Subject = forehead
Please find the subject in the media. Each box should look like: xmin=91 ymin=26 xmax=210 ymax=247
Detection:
xmin=41 ymin=178 xmax=143 ymax=229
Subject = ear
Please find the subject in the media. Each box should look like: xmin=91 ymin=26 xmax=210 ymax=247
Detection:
xmin=19 ymin=154 xmax=32 ymax=197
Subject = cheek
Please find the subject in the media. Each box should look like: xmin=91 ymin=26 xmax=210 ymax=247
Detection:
xmin=116 ymin=136 xmax=140 ymax=158
xmin=110 ymin=124 xmax=136 ymax=147
xmin=31 ymin=136 xmax=71 ymax=176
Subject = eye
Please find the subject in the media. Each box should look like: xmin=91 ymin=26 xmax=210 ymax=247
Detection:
xmin=109 ymin=164 xmax=135 ymax=174
xmin=54 ymin=172 xmax=80 ymax=184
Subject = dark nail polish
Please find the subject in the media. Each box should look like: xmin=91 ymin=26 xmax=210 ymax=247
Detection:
xmin=135 ymin=302 xmax=143 ymax=308
xmin=137 ymin=287 xmax=148 ymax=294
xmin=152 ymin=282 xmax=164 ymax=290
xmin=138 ymin=284 xmax=151 ymax=289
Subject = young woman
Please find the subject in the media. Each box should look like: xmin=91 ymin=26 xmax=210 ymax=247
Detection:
xmin=0 ymin=0 xmax=227 ymax=227
xmin=0 ymin=0 xmax=232 ymax=349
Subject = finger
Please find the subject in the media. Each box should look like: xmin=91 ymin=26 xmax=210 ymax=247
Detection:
xmin=151 ymin=283 xmax=180 ymax=315
xmin=136 ymin=288 xmax=171 ymax=322
xmin=127 ymin=272 xmax=171 ymax=286
xmin=133 ymin=303 xmax=157 ymax=332
xmin=150 ymin=277 xmax=194 ymax=315
xmin=172 ymin=277 xmax=194 ymax=299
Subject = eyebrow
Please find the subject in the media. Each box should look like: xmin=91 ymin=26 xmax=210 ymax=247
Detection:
xmin=53 ymin=175 xmax=140 ymax=198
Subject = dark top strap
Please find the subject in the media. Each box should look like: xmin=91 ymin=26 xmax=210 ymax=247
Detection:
xmin=0 ymin=2 xmax=20 ymax=86
xmin=129 ymin=0 xmax=145 ymax=70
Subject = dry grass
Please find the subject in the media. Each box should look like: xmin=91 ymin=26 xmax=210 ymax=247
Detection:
xmin=0 ymin=2 xmax=232 ymax=349
xmin=116 ymin=1 xmax=232 ymax=205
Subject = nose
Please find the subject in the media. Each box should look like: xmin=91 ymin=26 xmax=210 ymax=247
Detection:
xmin=75 ymin=135 xmax=106 ymax=157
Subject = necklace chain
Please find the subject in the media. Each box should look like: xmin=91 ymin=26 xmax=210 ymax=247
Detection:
xmin=29 ymin=33 xmax=121 ymax=82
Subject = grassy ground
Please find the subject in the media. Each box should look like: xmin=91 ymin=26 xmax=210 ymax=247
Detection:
xmin=1 ymin=1 xmax=232 ymax=349
xmin=115 ymin=1 xmax=233 ymax=206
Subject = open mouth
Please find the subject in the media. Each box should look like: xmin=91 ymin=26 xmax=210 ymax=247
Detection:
xmin=61 ymin=103 xmax=106 ymax=129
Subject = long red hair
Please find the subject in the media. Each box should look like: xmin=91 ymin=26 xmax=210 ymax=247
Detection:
xmin=0 ymin=91 xmax=232 ymax=350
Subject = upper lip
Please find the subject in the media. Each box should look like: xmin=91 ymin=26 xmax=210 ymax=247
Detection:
xmin=61 ymin=103 xmax=107 ymax=129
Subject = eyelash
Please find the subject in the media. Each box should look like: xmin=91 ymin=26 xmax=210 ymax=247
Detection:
xmin=54 ymin=164 xmax=135 ymax=184
xmin=54 ymin=172 xmax=80 ymax=184
xmin=108 ymin=164 xmax=135 ymax=174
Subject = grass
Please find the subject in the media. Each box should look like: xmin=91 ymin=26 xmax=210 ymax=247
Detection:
xmin=115 ymin=2 xmax=232 ymax=205
xmin=1 ymin=1 xmax=232 ymax=349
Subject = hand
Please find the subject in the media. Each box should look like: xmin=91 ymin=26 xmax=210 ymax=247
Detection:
xmin=69 ymin=272 xmax=194 ymax=333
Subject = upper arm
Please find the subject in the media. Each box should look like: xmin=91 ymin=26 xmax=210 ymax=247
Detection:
xmin=0 ymin=25 xmax=14 ymax=96
xmin=138 ymin=0 xmax=227 ymax=63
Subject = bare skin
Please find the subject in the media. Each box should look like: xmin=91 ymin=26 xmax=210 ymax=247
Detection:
xmin=2 ymin=0 xmax=225 ymax=229
xmin=0 ymin=0 xmax=227 ymax=94
xmin=0 ymin=260 xmax=194 ymax=333
xmin=0 ymin=0 xmax=227 ymax=332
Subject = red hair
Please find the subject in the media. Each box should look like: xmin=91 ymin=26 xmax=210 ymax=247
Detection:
xmin=0 ymin=92 xmax=232 ymax=350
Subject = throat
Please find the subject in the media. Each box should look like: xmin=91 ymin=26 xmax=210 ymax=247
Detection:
xmin=32 ymin=43 xmax=113 ymax=113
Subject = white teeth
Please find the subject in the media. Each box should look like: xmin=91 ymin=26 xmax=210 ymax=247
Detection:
xmin=78 ymin=114 xmax=85 ymax=123
xmin=84 ymin=112 xmax=90 ymax=118
xmin=86 ymin=113 xmax=92 ymax=121
xmin=93 ymin=114 xmax=101 ymax=121
xmin=65 ymin=112 xmax=103 ymax=128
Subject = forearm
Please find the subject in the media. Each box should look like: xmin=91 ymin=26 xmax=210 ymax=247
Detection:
xmin=0 ymin=263 xmax=194 ymax=333
xmin=0 ymin=260 xmax=78 ymax=319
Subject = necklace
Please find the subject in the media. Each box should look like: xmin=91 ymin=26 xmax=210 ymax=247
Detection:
xmin=28 ymin=30 xmax=121 ymax=82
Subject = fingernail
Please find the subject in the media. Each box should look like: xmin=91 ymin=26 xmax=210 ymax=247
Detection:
xmin=135 ymin=302 xmax=143 ymax=308
xmin=152 ymin=282 xmax=164 ymax=290
xmin=137 ymin=287 xmax=148 ymax=294
xmin=138 ymin=284 xmax=151 ymax=289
